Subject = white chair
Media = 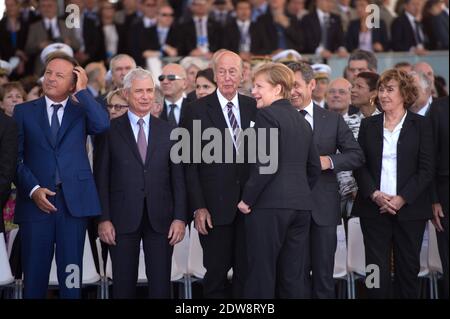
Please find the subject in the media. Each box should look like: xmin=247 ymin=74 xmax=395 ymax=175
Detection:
xmin=347 ymin=217 xmax=366 ymax=299
xmin=48 ymin=231 xmax=103 ymax=298
xmin=427 ymin=221 xmax=443 ymax=299
xmin=0 ymin=232 xmax=17 ymax=299
xmin=418 ymin=223 xmax=434 ymax=298
xmin=333 ymin=222 xmax=350 ymax=299
xmin=6 ymin=228 xmax=19 ymax=258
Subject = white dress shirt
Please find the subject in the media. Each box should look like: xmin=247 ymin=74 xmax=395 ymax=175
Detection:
xmin=217 ymin=90 xmax=241 ymax=145
xmin=128 ymin=110 xmax=151 ymax=143
xmin=405 ymin=11 xmax=424 ymax=49
xmin=299 ymin=100 xmax=314 ymax=130
xmin=103 ymin=24 xmax=119 ymax=57
xmin=164 ymin=96 xmax=184 ymax=125
xmin=143 ymin=16 xmax=157 ymax=28
xmin=380 ymin=111 xmax=408 ymax=196
xmin=44 ymin=17 xmax=61 ymax=39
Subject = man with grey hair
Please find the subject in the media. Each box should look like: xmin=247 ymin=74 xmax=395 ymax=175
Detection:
xmin=413 ymin=62 xmax=437 ymax=97
xmin=109 ymin=54 xmax=137 ymax=90
xmin=94 ymin=67 xmax=187 ymax=298
xmin=346 ymin=50 xmax=378 ymax=84
xmin=410 ymin=71 xmax=433 ymax=116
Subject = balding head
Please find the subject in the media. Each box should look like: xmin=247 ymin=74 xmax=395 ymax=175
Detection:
xmin=160 ymin=63 xmax=187 ymax=102
xmin=326 ymin=78 xmax=352 ymax=115
xmin=413 ymin=62 xmax=434 ymax=84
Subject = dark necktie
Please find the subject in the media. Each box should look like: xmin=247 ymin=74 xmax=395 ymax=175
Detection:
xmin=168 ymin=104 xmax=177 ymax=127
xmin=299 ymin=109 xmax=308 ymax=117
xmin=137 ymin=118 xmax=147 ymax=163
xmin=414 ymin=20 xmax=423 ymax=44
xmin=51 ymin=104 xmax=62 ymax=184
xmin=321 ymin=15 xmax=329 ymax=49
xmin=46 ymin=21 xmax=54 ymax=41
xmin=226 ymin=101 xmax=240 ymax=142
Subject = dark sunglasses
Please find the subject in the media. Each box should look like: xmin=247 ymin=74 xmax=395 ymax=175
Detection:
xmin=107 ymin=104 xmax=128 ymax=111
xmin=158 ymin=74 xmax=183 ymax=81
xmin=160 ymin=13 xmax=174 ymax=17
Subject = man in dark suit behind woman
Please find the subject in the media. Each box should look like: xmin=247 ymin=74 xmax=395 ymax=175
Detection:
xmin=238 ymin=62 xmax=321 ymax=298
xmin=353 ymin=69 xmax=435 ymax=298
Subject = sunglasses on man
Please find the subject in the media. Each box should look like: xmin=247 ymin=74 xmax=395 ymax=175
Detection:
xmin=158 ymin=74 xmax=184 ymax=81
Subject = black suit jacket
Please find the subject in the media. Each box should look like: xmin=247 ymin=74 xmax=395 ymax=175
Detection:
xmin=251 ymin=11 xmax=301 ymax=55
xmin=429 ymin=97 xmax=449 ymax=203
xmin=94 ymin=113 xmax=187 ymax=234
xmin=353 ymin=111 xmax=434 ymax=220
xmin=311 ymin=105 xmax=365 ymax=226
xmin=221 ymin=19 xmax=258 ymax=54
xmin=184 ymin=91 xmax=257 ymax=225
xmin=391 ymin=13 xmax=428 ymax=51
xmin=0 ymin=112 xmax=18 ymax=234
xmin=81 ymin=15 xmax=106 ymax=63
xmin=242 ymin=99 xmax=321 ymax=210
xmin=0 ymin=16 xmax=29 ymax=60
xmin=178 ymin=18 xmax=222 ymax=56
xmin=345 ymin=19 xmax=389 ymax=52
xmin=160 ymin=97 xmax=192 ymax=127
xmin=300 ymin=11 xmax=345 ymax=54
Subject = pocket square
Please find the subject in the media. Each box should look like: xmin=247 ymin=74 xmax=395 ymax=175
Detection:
xmin=250 ymin=121 xmax=255 ymax=127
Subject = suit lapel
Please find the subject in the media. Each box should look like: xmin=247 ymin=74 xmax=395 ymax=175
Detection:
xmin=398 ymin=111 xmax=414 ymax=143
xmin=57 ymin=97 xmax=83 ymax=144
xmin=144 ymin=115 xmax=159 ymax=167
xmin=206 ymin=93 xmax=228 ymax=130
xmin=238 ymin=94 xmax=252 ymax=129
xmin=312 ymin=104 xmax=326 ymax=144
xmin=160 ymin=102 xmax=168 ymax=121
xmin=37 ymin=97 xmax=55 ymax=148
xmin=117 ymin=113 xmax=144 ymax=165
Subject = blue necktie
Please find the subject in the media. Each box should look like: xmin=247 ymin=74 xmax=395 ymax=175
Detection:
xmin=51 ymin=104 xmax=62 ymax=185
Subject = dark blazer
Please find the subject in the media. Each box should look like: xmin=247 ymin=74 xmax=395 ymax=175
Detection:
xmin=94 ymin=113 xmax=187 ymax=235
xmin=345 ymin=18 xmax=389 ymax=52
xmin=311 ymin=105 xmax=365 ymax=226
xmin=0 ymin=16 xmax=29 ymax=60
xmin=221 ymin=19 xmax=258 ymax=54
xmin=178 ymin=17 xmax=222 ymax=56
xmin=299 ymin=11 xmax=345 ymax=54
xmin=391 ymin=13 xmax=428 ymax=51
xmin=0 ymin=112 xmax=18 ymax=234
xmin=423 ymin=12 xmax=449 ymax=50
xmin=184 ymin=91 xmax=257 ymax=225
xmin=160 ymin=97 xmax=192 ymax=127
xmin=13 ymin=90 xmax=109 ymax=223
xmin=241 ymin=99 xmax=321 ymax=209
xmin=251 ymin=11 xmax=301 ymax=55
xmin=429 ymin=97 xmax=449 ymax=203
xmin=353 ymin=111 xmax=435 ymax=220
xmin=81 ymin=14 xmax=106 ymax=63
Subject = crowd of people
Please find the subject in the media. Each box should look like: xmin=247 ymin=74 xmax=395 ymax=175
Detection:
xmin=0 ymin=0 xmax=448 ymax=300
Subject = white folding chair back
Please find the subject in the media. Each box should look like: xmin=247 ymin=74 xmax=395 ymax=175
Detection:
xmin=171 ymin=226 xmax=189 ymax=282
xmin=347 ymin=217 xmax=366 ymax=276
xmin=48 ymin=231 xmax=101 ymax=285
xmin=187 ymin=222 xmax=206 ymax=279
xmin=418 ymin=225 xmax=430 ymax=277
xmin=0 ymin=232 xmax=14 ymax=286
xmin=6 ymin=228 xmax=19 ymax=258
xmin=427 ymin=221 xmax=443 ymax=274
xmin=333 ymin=223 xmax=348 ymax=279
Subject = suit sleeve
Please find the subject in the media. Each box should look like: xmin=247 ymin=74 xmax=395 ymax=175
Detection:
xmin=354 ymin=118 xmax=377 ymax=199
xmin=241 ymin=109 xmax=278 ymax=206
xmin=13 ymin=106 xmax=40 ymax=196
xmin=74 ymin=89 xmax=110 ymax=135
xmin=170 ymin=139 xmax=188 ymax=223
xmin=0 ymin=117 xmax=18 ymax=207
xmin=93 ymin=131 xmax=111 ymax=222
xmin=398 ymin=116 xmax=435 ymax=205
xmin=184 ymin=105 xmax=207 ymax=213
xmin=328 ymin=114 xmax=365 ymax=172
xmin=429 ymin=103 xmax=440 ymax=204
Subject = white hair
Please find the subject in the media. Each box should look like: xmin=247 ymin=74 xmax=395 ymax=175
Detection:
xmin=123 ymin=67 xmax=154 ymax=90
xmin=410 ymin=71 xmax=432 ymax=91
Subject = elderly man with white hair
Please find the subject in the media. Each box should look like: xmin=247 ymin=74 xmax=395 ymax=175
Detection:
xmin=94 ymin=67 xmax=187 ymax=299
xmin=410 ymin=70 xmax=434 ymax=116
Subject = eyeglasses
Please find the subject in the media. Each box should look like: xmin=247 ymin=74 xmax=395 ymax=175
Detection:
xmin=158 ymin=74 xmax=184 ymax=81
xmin=160 ymin=13 xmax=174 ymax=17
xmin=107 ymin=104 xmax=128 ymax=111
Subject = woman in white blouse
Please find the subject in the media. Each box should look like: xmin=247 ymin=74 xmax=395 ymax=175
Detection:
xmin=352 ymin=69 xmax=435 ymax=298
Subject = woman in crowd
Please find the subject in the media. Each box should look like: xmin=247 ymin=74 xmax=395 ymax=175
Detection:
xmin=105 ymin=88 xmax=128 ymax=119
xmin=0 ymin=81 xmax=26 ymax=116
xmin=351 ymin=71 xmax=381 ymax=120
xmin=238 ymin=62 xmax=321 ymax=298
xmin=195 ymin=68 xmax=217 ymax=99
xmin=352 ymin=69 xmax=435 ymax=298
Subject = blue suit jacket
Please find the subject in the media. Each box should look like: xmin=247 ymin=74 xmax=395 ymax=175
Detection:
xmin=13 ymin=89 xmax=110 ymax=223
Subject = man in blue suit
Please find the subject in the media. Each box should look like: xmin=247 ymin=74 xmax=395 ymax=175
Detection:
xmin=13 ymin=52 xmax=110 ymax=299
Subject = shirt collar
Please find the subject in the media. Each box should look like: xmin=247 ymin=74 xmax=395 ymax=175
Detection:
xmin=383 ymin=110 xmax=408 ymax=132
xmin=317 ymin=8 xmax=329 ymax=21
xmin=127 ymin=110 xmax=151 ymax=126
xmin=165 ymin=96 xmax=184 ymax=109
xmin=303 ymin=100 xmax=314 ymax=116
xmin=217 ymin=90 xmax=239 ymax=111
xmin=45 ymin=95 xmax=69 ymax=109
xmin=405 ymin=11 xmax=417 ymax=23
xmin=45 ymin=17 xmax=57 ymax=27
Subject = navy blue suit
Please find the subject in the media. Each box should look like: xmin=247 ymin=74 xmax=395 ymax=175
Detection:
xmin=13 ymin=89 xmax=109 ymax=298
